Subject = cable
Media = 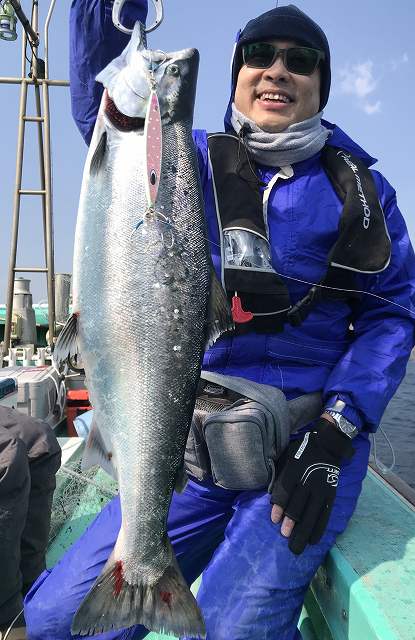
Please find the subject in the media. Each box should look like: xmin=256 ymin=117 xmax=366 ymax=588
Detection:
xmin=2 ymin=607 xmax=24 ymax=639
xmin=371 ymin=426 xmax=396 ymax=474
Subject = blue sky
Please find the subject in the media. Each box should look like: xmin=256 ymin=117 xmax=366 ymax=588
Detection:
xmin=0 ymin=0 xmax=414 ymax=301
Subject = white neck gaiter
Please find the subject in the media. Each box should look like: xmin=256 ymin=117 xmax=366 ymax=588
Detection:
xmin=231 ymin=103 xmax=332 ymax=167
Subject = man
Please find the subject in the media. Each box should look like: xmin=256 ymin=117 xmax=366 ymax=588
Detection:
xmin=0 ymin=406 xmax=61 ymax=640
xmin=25 ymin=3 xmax=415 ymax=639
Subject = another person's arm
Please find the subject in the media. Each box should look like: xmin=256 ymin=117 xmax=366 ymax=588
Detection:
xmin=69 ymin=0 xmax=148 ymax=145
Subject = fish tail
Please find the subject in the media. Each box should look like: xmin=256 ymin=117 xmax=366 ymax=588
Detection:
xmin=71 ymin=549 xmax=206 ymax=638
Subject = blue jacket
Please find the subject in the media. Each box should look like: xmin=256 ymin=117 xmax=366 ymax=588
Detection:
xmin=69 ymin=2 xmax=415 ymax=432
xmin=195 ymin=126 xmax=415 ymax=431
xmin=69 ymin=0 xmax=148 ymax=145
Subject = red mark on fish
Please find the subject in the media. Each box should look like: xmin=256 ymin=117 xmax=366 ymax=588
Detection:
xmin=112 ymin=560 xmax=124 ymax=596
xmin=160 ymin=591 xmax=173 ymax=608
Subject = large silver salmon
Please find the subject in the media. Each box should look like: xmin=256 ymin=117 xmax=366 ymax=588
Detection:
xmin=55 ymin=23 xmax=232 ymax=637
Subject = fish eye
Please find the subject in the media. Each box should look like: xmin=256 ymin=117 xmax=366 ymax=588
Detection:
xmin=167 ymin=64 xmax=180 ymax=77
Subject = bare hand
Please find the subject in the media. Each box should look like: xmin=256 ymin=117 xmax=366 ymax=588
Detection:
xmin=271 ymin=504 xmax=296 ymax=537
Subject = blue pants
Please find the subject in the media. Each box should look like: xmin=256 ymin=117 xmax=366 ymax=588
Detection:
xmin=25 ymin=434 xmax=370 ymax=640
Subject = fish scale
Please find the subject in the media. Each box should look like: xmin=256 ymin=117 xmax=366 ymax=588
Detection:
xmin=54 ymin=23 xmax=232 ymax=638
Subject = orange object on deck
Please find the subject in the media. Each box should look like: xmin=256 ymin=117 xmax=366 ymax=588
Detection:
xmin=66 ymin=389 xmax=92 ymax=437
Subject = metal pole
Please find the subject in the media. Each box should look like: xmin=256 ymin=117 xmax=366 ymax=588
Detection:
xmin=44 ymin=0 xmax=57 ymax=80
xmin=9 ymin=0 xmax=39 ymax=45
xmin=34 ymin=84 xmax=48 ymax=265
xmin=0 ymin=77 xmax=69 ymax=86
xmin=2 ymin=79 xmax=28 ymax=359
xmin=2 ymin=1 xmax=30 ymax=361
xmin=32 ymin=0 xmax=47 ymax=268
xmin=42 ymin=78 xmax=55 ymax=345
xmin=30 ymin=0 xmax=38 ymax=79
xmin=41 ymin=0 xmax=60 ymax=346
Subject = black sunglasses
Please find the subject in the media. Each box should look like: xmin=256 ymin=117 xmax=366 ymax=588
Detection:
xmin=242 ymin=43 xmax=325 ymax=76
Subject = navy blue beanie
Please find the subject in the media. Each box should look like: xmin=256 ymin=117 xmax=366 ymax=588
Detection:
xmin=232 ymin=4 xmax=331 ymax=111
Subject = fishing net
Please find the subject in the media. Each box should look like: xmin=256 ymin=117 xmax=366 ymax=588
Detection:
xmin=48 ymin=458 xmax=118 ymax=546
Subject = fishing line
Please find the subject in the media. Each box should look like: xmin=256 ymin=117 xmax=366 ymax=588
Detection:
xmin=134 ymin=216 xmax=415 ymax=318
xmin=132 ymin=213 xmax=176 ymax=249
xmin=202 ymin=234 xmax=415 ymax=319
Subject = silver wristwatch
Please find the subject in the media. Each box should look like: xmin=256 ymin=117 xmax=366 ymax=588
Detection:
xmin=324 ymin=410 xmax=359 ymax=439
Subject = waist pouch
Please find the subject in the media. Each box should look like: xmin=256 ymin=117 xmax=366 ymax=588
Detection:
xmin=184 ymin=371 xmax=323 ymax=491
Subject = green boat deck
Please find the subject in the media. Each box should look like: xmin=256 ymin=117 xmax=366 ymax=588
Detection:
xmin=47 ymin=439 xmax=415 ymax=640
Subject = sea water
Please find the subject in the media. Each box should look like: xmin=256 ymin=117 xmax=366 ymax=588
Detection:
xmin=375 ymin=359 xmax=415 ymax=489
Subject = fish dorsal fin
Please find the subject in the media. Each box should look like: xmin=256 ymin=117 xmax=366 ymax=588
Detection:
xmin=82 ymin=419 xmax=118 ymax=481
xmin=205 ymin=268 xmax=234 ymax=349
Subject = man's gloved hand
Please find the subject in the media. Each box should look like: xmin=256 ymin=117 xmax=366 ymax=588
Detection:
xmin=270 ymin=418 xmax=355 ymax=555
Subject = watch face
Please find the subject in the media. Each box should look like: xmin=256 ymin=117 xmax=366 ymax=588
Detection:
xmin=327 ymin=411 xmax=358 ymax=437
xmin=339 ymin=419 xmax=354 ymax=433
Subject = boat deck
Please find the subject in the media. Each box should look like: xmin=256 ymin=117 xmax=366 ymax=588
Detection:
xmin=47 ymin=439 xmax=415 ymax=640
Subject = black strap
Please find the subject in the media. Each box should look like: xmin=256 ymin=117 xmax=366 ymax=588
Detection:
xmin=207 ymin=133 xmax=266 ymax=237
xmin=208 ymin=133 xmax=292 ymax=333
xmin=322 ymin=146 xmax=391 ymax=273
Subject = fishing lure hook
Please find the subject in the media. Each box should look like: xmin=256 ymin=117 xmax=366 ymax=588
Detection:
xmin=112 ymin=0 xmax=164 ymax=35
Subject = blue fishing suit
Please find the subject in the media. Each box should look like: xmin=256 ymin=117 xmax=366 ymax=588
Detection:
xmin=24 ymin=2 xmax=415 ymax=639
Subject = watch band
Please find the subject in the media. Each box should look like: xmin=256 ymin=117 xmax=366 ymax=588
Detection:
xmin=324 ymin=409 xmax=359 ymax=439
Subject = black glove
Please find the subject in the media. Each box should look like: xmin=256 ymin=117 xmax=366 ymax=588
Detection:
xmin=271 ymin=418 xmax=355 ymax=555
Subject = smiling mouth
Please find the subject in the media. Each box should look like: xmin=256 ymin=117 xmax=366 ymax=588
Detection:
xmin=257 ymin=92 xmax=294 ymax=104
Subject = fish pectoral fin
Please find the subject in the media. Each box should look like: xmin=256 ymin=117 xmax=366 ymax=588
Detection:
xmin=71 ymin=542 xmax=206 ymax=638
xmin=90 ymin=130 xmax=107 ymax=176
xmin=205 ymin=268 xmax=234 ymax=349
xmin=53 ymin=312 xmax=79 ymax=368
xmin=174 ymin=465 xmax=188 ymax=494
xmin=82 ymin=420 xmax=118 ymax=481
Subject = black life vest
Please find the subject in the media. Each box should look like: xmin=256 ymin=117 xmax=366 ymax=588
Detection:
xmin=207 ymin=132 xmax=391 ymax=333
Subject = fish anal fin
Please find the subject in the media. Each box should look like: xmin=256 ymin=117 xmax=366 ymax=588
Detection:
xmin=82 ymin=419 xmax=117 ymax=481
xmin=53 ymin=312 xmax=79 ymax=367
xmin=71 ymin=541 xmax=206 ymax=637
xmin=205 ymin=268 xmax=234 ymax=349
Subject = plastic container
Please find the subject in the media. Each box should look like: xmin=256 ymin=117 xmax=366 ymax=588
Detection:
xmin=0 ymin=365 xmax=60 ymax=426
xmin=66 ymin=389 xmax=92 ymax=437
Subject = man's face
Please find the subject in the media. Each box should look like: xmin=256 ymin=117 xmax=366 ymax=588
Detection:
xmin=234 ymin=40 xmax=321 ymax=132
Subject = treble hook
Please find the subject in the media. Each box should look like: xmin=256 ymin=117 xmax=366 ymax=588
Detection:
xmin=112 ymin=0 xmax=164 ymax=35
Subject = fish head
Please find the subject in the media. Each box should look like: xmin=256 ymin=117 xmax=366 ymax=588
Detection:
xmin=96 ymin=22 xmax=199 ymax=124
xmin=152 ymin=48 xmax=200 ymax=124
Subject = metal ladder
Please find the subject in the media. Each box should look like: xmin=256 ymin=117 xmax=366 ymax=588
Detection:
xmin=1 ymin=0 xmax=69 ymax=363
